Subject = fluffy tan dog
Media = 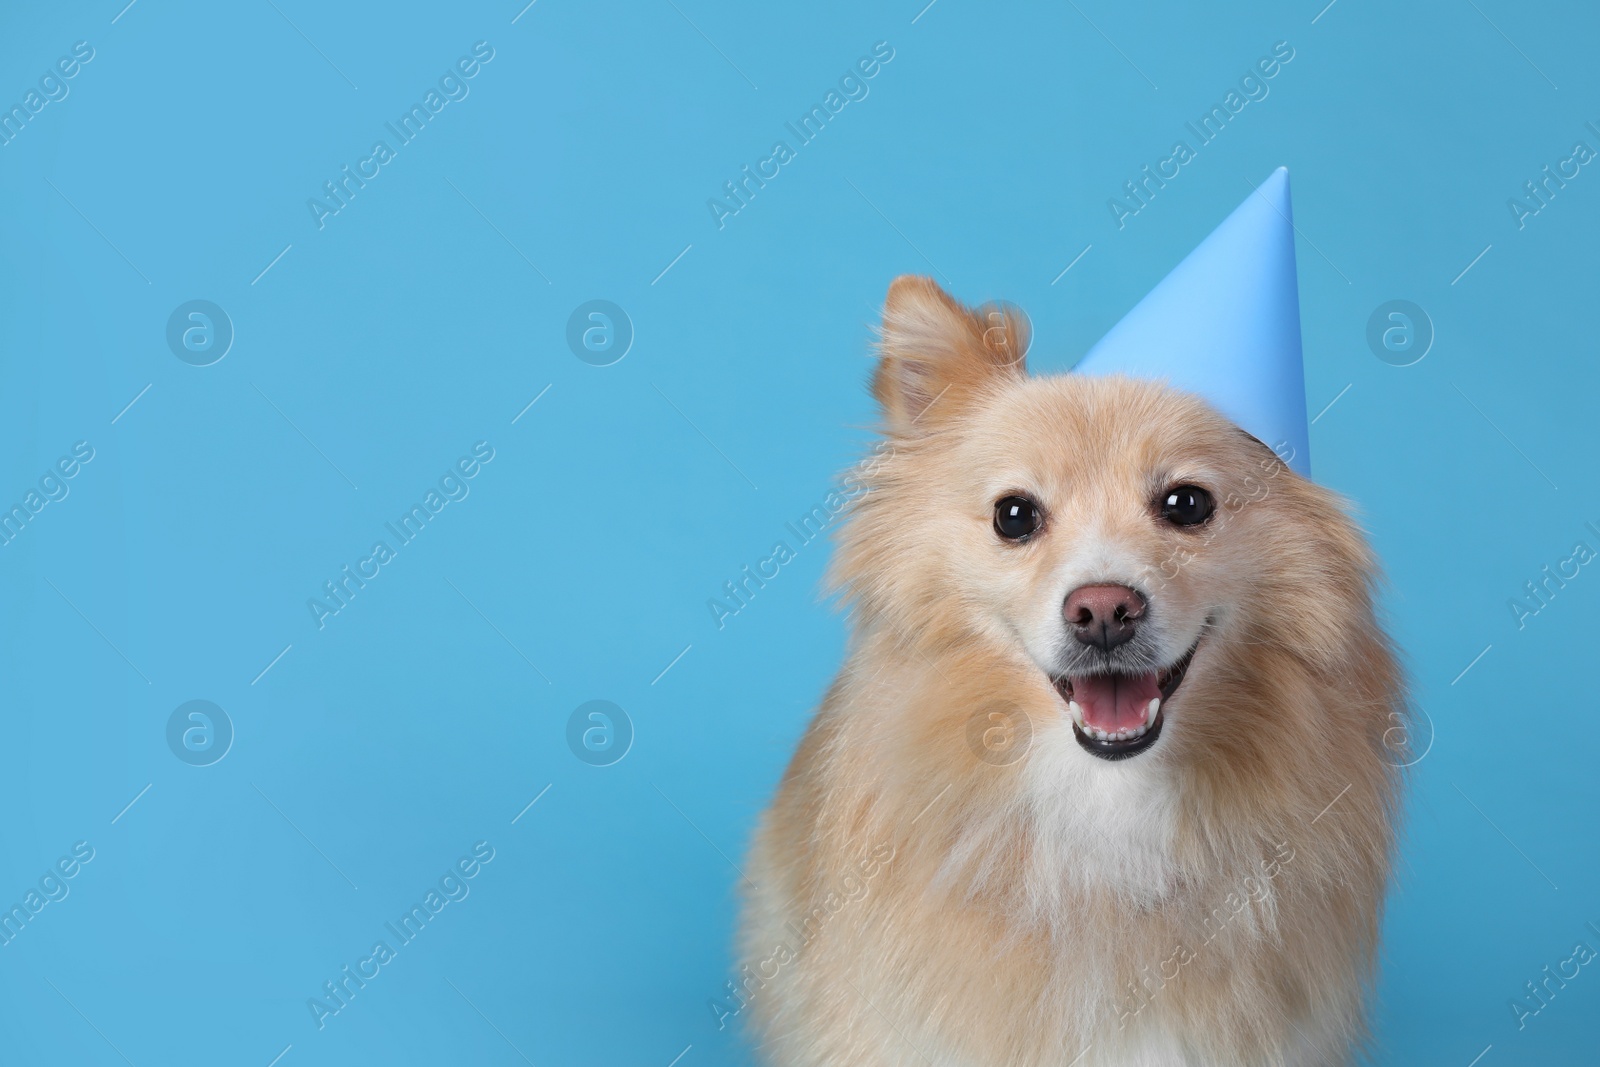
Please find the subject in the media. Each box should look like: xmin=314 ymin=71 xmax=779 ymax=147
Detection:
xmin=740 ymin=277 xmax=1404 ymax=1066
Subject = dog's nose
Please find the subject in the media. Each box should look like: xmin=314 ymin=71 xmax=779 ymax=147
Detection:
xmin=1063 ymin=584 xmax=1146 ymax=651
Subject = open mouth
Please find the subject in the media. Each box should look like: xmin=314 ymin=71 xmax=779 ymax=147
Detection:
xmin=1053 ymin=641 xmax=1199 ymax=761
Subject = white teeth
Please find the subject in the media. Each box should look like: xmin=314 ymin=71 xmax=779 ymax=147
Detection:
xmin=1065 ymin=690 xmax=1164 ymax=746
xmin=1068 ymin=703 xmax=1158 ymax=748
xmin=1075 ymin=716 xmax=1153 ymax=743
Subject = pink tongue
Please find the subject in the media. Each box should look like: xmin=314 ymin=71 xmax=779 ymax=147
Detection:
xmin=1072 ymin=672 xmax=1161 ymax=733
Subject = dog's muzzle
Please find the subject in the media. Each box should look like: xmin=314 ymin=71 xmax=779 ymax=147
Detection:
xmin=1053 ymin=640 xmax=1199 ymax=760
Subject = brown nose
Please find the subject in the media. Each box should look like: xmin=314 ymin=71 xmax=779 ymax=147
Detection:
xmin=1064 ymin=584 xmax=1146 ymax=651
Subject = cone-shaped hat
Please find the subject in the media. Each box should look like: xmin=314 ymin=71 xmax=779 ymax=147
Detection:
xmin=1074 ymin=167 xmax=1311 ymax=476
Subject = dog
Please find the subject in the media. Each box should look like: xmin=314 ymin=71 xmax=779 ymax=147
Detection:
xmin=739 ymin=277 xmax=1404 ymax=1066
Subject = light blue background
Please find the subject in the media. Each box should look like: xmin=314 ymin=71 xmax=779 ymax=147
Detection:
xmin=1 ymin=1 xmax=1596 ymax=1064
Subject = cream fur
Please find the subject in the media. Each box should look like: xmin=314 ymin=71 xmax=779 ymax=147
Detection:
xmin=740 ymin=277 xmax=1405 ymax=1067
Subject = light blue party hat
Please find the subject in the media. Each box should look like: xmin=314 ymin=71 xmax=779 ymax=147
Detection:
xmin=1073 ymin=167 xmax=1310 ymax=477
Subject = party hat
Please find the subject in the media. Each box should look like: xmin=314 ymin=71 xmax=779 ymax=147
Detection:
xmin=1073 ymin=167 xmax=1311 ymax=477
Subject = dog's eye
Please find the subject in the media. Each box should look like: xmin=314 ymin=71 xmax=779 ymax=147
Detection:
xmin=993 ymin=496 xmax=1041 ymax=541
xmin=1159 ymin=485 xmax=1215 ymax=528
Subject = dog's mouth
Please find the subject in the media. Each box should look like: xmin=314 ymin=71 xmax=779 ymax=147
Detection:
xmin=1053 ymin=641 xmax=1199 ymax=761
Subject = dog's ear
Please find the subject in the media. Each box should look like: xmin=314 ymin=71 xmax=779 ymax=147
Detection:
xmin=872 ymin=276 xmax=1028 ymax=434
